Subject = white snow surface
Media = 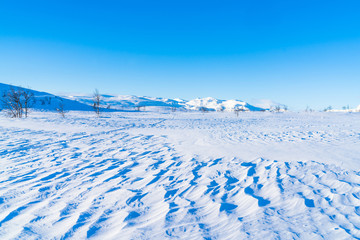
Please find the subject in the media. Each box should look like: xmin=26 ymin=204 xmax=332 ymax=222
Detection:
xmin=1 ymin=111 xmax=360 ymax=239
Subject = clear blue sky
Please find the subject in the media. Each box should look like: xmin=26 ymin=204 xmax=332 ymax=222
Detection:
xmin=1 ymin=0 xmax=360 ymax=110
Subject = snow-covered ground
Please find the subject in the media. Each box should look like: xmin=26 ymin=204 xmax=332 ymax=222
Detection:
xmin=1 ymin=111 xmax=360 ymax=239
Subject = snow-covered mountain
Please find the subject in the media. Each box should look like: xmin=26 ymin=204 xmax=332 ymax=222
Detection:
xmin=66 ymin=94 xmax=186 ymax=110
xmin=185 ymin=97 xmax=264 ymax=111
xmin=66 ymin=94 xmax=266 ymax=112
xmin=0 ymin=83 xmax=266 ymax=112
xmin=0 ymin=83 xmax=93 ymax=111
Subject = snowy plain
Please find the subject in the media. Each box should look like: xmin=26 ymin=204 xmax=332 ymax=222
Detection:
xmin=0 ymin=110 xmax=360 ymax=239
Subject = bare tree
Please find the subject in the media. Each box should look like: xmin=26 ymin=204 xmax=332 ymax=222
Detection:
xmin=56 ymin=99 xmax=66 ymax=118
xmin=92 ymin=89 xmax=101 ymax=117
xmin=342 ymin=105 xmax=350 ymax=110
xmin=1 ymin=88 xmax=21 ymax=118
xmin=323 ymin=106 xmax=332 ymax=112
xmin=199 ymin=107 xmax=208 ymax=113
xmin=274 ymin=105 xmax=281 ymax=112
xmin=234 ymin=106 xmax=244 ymax=117
xmin=135 ymin=105 xmax=146 ymax=111
xmin=22 ymin=89 xmax=34 ymax=118
xmin=305 ymin=106 xmax=314 ymax=112
xmin=171 ymin=102 xmax=177 ymax=112
xmin=1 ymin=87 xmax=34 ymax=118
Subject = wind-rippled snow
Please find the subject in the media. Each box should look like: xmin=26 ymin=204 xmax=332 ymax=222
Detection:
xmin=0 ymin=111 xmax=360 ymax=239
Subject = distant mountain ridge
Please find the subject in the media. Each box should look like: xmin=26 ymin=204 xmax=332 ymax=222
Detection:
xmin=66 ymin=94 xmax=266 ymax=112
xmin=8 ymin=83 xmax=358 ymax=113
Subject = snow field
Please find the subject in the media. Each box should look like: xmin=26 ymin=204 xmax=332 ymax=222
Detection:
xmin=0 ymin=111 xmax=360 ymax=239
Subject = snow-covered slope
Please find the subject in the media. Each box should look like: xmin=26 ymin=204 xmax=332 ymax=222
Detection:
xmin=0 ymin=83 xmax=93 ymax=111
xmin=67 ymin=94 xmax=265 ymax=112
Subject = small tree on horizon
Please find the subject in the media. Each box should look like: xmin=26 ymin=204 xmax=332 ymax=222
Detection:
xmin=199 ymin=107 xmax=209 ymax=113
xmin=22 ymin=88 xmax=35 ymax=118
xmin=274 ymin=105 xmax=281 ymax=112
xmin=323 ymin=106 xmax=333 ymax=112
xmin=171 ymin=102 xmax=177 ymax=112
xmin=92 ymin=89 xmax=101 ymax=117
xmin=56 ymin=98 xmax=66 ymax=118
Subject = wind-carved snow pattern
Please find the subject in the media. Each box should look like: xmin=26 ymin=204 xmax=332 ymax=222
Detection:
xmin=0 ymin=112 xmax=360 ymax=239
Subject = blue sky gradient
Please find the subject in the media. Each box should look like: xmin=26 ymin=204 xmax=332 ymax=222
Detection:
xmin=1 ymin=0 xmax=360 ymax=109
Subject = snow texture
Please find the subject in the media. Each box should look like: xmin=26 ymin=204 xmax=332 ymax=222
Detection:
xmin=1 ymin=110 xmax=360 ymax=240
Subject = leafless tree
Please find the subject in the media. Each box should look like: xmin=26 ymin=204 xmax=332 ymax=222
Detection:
xmin=323 ymin=106 xmax=332 ymax=112
xmin=56 ymin=99 xmax=66 ymax=118
xmin=171 ymin=102 xmax=177 ymax=112
xmin=22 ymin=89 xmax=34 ymax=118
xmin=1 ymin=88 xmax=21 ymax=118
xmin=342 ymin=105 xmax=350 ymax=110
xmin=92 ymin=89 xmax=101 ymax=117
xmin=135 ymin=105 xmax=146 ymax=111
xmin=234 ymin=106 xmax=244 ymax=117
xmin=274 ymin=105 xmax=281 ymax=112
xmin=305 ymin=106 xmax=314 ymax=112
xmin=1 ymin=87 xmax=34 ymax=118
xmin=199 ymin=107 xmax=208 ymax=113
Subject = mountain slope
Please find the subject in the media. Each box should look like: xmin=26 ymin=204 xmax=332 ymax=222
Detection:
xmin=0 ymin=83 xmax=93 ymax=111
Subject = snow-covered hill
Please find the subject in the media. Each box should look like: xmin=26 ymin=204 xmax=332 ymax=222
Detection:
xmin=0 ymin=83 xmax=93 ymax=111
xmin=67 ymin=94 xmax=265 ymax=112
